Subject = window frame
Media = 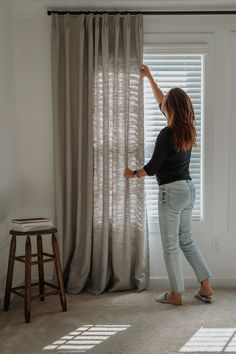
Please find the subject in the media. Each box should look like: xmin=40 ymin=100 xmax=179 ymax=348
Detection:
xmin=143 ymin=44 xmax=207 ymax=223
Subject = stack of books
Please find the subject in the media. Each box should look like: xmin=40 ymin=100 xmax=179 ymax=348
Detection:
xmin=12 ymin=218 xmax=53 ymax=231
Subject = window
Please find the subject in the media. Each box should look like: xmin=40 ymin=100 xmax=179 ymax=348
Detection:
xmin=143 ymin=52 xmax=204 ymax=221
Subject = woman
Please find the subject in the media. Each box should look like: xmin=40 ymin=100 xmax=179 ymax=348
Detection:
xmin=124 ymin=64 xmax=214 ymax=305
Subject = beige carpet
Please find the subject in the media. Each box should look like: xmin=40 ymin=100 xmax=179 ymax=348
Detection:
xmin=0 ymin=288 xmax=236 ymax=354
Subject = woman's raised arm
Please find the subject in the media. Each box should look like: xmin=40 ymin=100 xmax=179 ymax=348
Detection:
xmin=140 ymin=64 xmax=164 ymax=104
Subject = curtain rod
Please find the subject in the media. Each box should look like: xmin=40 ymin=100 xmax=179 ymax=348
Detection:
xmin=47 ymin=10 xmax=236 ymax=16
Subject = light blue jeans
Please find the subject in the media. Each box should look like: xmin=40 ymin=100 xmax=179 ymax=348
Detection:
xmin=158 ymin=179 xmax=212 ymax=293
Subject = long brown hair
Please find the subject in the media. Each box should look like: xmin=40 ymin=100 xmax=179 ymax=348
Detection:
xmin=165 ymin=87 xmax=196 ymax=152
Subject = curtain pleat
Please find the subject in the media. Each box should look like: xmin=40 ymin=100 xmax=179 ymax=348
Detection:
xmin=51 ymin=14 xmax=94 ymax=292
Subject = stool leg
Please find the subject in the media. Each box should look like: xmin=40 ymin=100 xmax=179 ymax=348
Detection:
xmin=52 ymin=233 xmax=67 ymax=312
xmin=37 ymin=235 xmax=45 ymax=301
xmin=25 ymin=236 xmax=32 ymax=323
xmin=4 ymin=235 xmax=16 ymax=311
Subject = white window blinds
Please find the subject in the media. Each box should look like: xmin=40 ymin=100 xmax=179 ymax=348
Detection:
xmin=143 ymin=53 xmax=203 ymax=221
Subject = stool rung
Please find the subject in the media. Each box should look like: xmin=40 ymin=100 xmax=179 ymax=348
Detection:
xmin=44 ymin=281 xmax=59 ymax=290
xmin=14 ymin=255 xmax=55 ymax=265
xmin=12 ymin=285 xmax=25 ymax=291
xmin=43 ymin=252 xmax=54 ymax=257
xmin=11 ymin=289 xmax=58 ymax=300
xmin=15 ymin=253 xmax=39 ymax=260
xmin=30 ymin=253 xmax=39 ymax=257
xmin=14 ymin=256 xmax=26 ymax=263
xmin=11 ymin=282 xmax=58 ymax=292
xmin=31 ymin=291 xmax=58 ymax=300
xmin=31 ymin=258 xmax=55 ymax=265
xmin=11 ymin=282 xmax=39 ymax=292
xmin=11 ymin=289 xmax=24 ymax=298
xmin=31 ymin=282 xmax=40 ymax=287
xmin=16 ymin=253 xmax=54 ymax=259
xmin=11 ymin=284 xmax=58 ymax=299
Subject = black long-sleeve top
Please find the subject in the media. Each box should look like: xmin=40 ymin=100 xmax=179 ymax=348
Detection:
xmin=143 ymin=104 xmax=192 ymax=185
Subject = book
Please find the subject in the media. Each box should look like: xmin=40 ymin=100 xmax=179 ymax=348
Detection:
xmin=12 ymin=218 xmax=53 ymax=231
xmin=12 ymin=218 xmax=51 ymax=224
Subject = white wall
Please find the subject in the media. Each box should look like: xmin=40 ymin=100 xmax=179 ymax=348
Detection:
xmin=7 ymin=10 xmax=236 ymax=294
xmin=14 ymin=15 xmax=54 ymax=218
xmin=0 ymin=0 xmax=18 ymax=306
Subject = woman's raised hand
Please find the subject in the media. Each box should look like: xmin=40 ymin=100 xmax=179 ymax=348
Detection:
xmin=140 ymin=64 xmax=151 ymax=78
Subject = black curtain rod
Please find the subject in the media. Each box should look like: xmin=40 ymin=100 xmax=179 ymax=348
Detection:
xmin=47 ymin=10 xmax=236 ymax=16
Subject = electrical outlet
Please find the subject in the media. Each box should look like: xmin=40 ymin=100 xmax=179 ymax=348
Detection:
xmin=211 ymin=237 xmax=221 ymax=253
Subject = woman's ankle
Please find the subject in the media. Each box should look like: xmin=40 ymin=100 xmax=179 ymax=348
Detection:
xmin=200 ymin=279 xmax=214 ymax=295
xmin=170 ymin=291 xmax=182 ymax=299
xmin=168 ymin=292 xmax=183 ymax=305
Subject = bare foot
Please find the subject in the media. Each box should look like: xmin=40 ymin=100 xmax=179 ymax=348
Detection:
xmin=200 ymin=279 xmax=214 ymax=297
xmin=166 ymin=292 xmax=183 ymax=305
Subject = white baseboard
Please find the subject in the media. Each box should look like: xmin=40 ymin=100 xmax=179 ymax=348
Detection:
xmin=148 ymin=277 xmax=236 ymax=289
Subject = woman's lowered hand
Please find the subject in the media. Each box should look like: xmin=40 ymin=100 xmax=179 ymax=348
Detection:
xmin=124 ymin=167 xmax=135 ymax=179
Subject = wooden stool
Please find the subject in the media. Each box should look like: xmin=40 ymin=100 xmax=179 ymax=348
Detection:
xmin=4 ymin=227 xmax=67 ymax=323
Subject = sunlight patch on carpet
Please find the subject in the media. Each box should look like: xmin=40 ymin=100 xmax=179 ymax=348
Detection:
xmin=43 ymin=324 xmax=131 ymax=352
xmin=179 ymin=327 xmax=236 ymax=352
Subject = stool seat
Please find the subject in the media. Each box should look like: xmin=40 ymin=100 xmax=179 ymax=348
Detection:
xmin=4 ymin=226 xmax=67 ymax=323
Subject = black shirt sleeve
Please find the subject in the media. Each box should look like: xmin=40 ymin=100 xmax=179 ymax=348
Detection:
xmin=143 ymin=127 xmax=172 ymax=176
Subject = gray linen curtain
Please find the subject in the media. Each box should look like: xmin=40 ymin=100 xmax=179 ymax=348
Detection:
xmin=51 ymin=13 xmax=149 ymax=295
